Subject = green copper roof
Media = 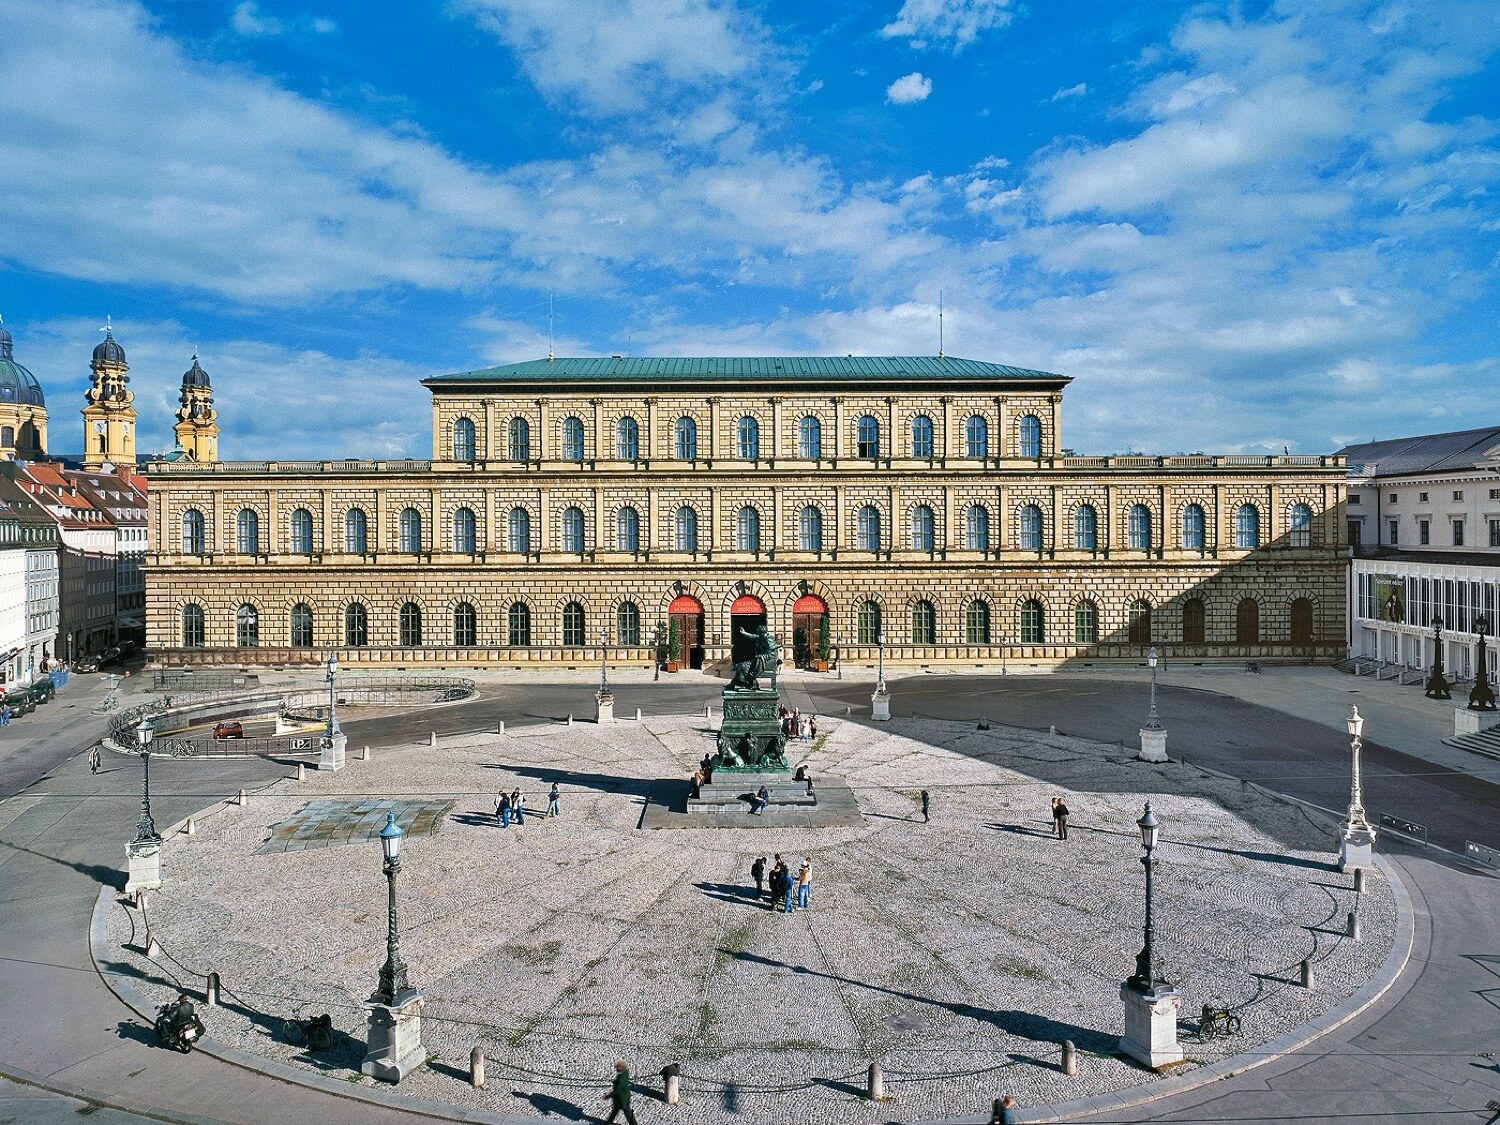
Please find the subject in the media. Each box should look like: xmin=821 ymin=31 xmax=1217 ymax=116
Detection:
xmin=427 ymin=355 xmax=1067 ymax=384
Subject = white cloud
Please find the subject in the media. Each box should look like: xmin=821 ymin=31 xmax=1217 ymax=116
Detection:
xmin=231 ymin=2 xmax=335 ymax=38
xmin=886 ymin=72 xmax=933 ymax=104
xmin=1050 ymin=82 xmax=1087 ymax=101
xmin=880 ymin=0 xmax=1014 ymax=52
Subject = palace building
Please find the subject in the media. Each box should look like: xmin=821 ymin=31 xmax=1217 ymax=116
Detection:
xmin=143 ymin=355 xmax=1349 ymax=670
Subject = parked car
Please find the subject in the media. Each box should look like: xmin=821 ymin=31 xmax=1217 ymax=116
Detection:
xmin=73 ymin=656 xmax=100 ymax=673
xmin=3 ymin=691 xmax=35 ymax=716
xmin=212 ymin=721 xmax=244 ymax=740
xmin=24 ymin=679 xmax=55 ymax=705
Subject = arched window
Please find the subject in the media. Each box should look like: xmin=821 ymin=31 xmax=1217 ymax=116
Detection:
xmin=965 ymin=414 xmax=988 ymax=458
xmin=1236 ymin=504 xmax=1260 ymax=549
xmin=562 ymin=601 xmax=586 ymax=646
xmin=399 ymin=507 xmax=422 ymax=553
xmin=562 ymin=416 xmax=585 ymax=462
xmin=911 ymin=415 xmax=934 ymax=459
xmin=1236 ymin=598 xmax=1260 ymax=643
xmin=1021 ymin=599 xmax=1045 ymax=644
xmin=236 ymin=509 xmax=259 ymax=554
xmin=616 ymin=506 xmax=640 ymax=552
xmin=1074 ymin=505 xmax=1098 ymax=551
xmin=799 ymin=415 xmax=822 ymax=459
xmin=1182 ymin=598 xmax=1206 ymax=643
xmin=182 ymin=509 xmax=205 ymax=555
xmin=507 ymin=602 xmax=531 ymax=646
xmin=454 ymin=602 xmax=477 ymax=646
xmin=857 ymin=505 xmax=882 ymax=550
xmin=737 ymin=416 xmax=760 ymax=460
xmin=1290 ymin=503 xmax=1313 ymax=548
xmin=911 ymin=504 xmax=935 ymax=551
xmin=911 ymin=600 xmax=936 ymax=644
xmin=966 ymin=505 xmax=990 ymax=552
xmin=508 ymin=507 xmax=531 ymax=553
xmin=615 ymin=416 xmax=639 ymax=460
xmin=616 ymin=601 xmax=641 ymax=646
xmin=290 ymin=508 xmax=313 ymax=553
xmin=561 ymin=506 xmax=585 ymax=553
xmin=235 ymin=603 xmax=259 ymax=647
xmin=1019 ymin=414 xmax=1042 ymax=458
xmin=1290 ymin=597 xmax=1314 ymax=643
xmin=453 ymin=507 xmax=476 ymax=554
xmin=0 ymin=426 xmax=12 ymax=447
xmin=737 ymin=505 xmax=761 ymax=552
xmin=858 ymin=600 xmax=882 ymax=644
xmin=1182 ymin=504 xmax=1206 ymax=550
xmin=675 ymin=506 xmax=698 ymax=551
xmin=1074 ymin=600 xmax=1099 ymax=644
xmin=966 ymin=599 xmax=991 ymax=643
xmin=344 ymin=508 xmax=368 ymax=554
xmin=399 ymin=602 xmax=422 ymax=647
xmin=1128 ymin=504 xmax=1153 ymax=551
xmin=452 ymin=417 xmax=476 ymax=462
xmin=181 ymin=604 xmax=205 ymax=648
xmin=508 ymin=416 xmax=531 ymax=462
xmin=1128 ymin=599 xmax=1152 ymax=644
xmin=1019 ymin=504 xmax=1043 ymax=551
xmin=799 ymin=505 xmax=823 ymax=551
xmin=290 ymin=603 xmax=314 ymax=647
xmin=857 ymin=415 xmax=880 ymax=458
xmin=344 ymin=603 xmax=368 ymax=647
xmin=675 ymin=417 xmax=697 ymax=460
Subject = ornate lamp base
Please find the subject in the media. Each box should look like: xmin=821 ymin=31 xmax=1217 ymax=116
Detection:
xmin=362 ymin=987 xmax=424 ymax=1082
xmin=1119 ymin=982 xmax=1184 ymax=1069
xmin=595 ymin=688 xmax=615 ymax=724
xmin=1338 ymin=823 xmax=1377 ymax=872
xmin=319 ymin=732 xmax=346 ymax=771
xmin=125 ymin=838 xmax=163 ymax=896
xmin=871 ymin=688 xmax=891 ymax=722
xmin=1137 ymin=727 xmax=1169 ymax=763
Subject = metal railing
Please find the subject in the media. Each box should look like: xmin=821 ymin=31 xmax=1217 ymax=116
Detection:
xmin=279 ymin=674 xmax=475 ymax=723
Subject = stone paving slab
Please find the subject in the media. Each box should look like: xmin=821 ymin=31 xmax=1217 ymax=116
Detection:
xmin=100 ymin=715 xmax=1402 ymax=1125
xmin=254 ymin=797 xmax=456 ymax=854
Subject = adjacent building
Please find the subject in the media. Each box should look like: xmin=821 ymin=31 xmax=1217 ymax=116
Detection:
xmin=0 ymin=475 xmax=60 ymax=682
xmin=144 ymin=355 xmax=1349 ymax=669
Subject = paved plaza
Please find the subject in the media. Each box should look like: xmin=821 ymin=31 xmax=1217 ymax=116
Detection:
xmin=100 ymin=710 xmax=1400 ymax=1123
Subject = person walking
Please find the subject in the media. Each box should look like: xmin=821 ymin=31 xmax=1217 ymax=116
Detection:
xmin=808 ymin=715 xmax=818 ymax=740
xmin=513 ymin=789 xmax=526 ymax=825
xmin=0 ymin=703 xmax=10 ymax=727
xmin=497 ymin=791 xmax=511 ymax=828
xmin=547 ymin=781 xmax=560 ymax=818
xmin=751 ymin=855 xmax=766 ymax=900
xmin=796 ymin=859 xmax=812 ymax=910
xmin=1052 ymin=796 xmax=1069 ymax=840
xmin=601 ymin=1060 xmax=638 ymax=1124
xmin=920 ymin=789 xmax=930 ymax=823
xmin=89 ymin=746 xmax=102 ymax=774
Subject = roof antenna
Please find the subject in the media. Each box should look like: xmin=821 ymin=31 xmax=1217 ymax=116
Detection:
xmin=938 ymin=290 xmax=945 ymax=359
xmin=547 ymin=291 xmax=555 ymax=362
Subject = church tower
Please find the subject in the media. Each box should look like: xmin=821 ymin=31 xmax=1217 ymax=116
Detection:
xmin=172 ymin=355 xmax=219 ymax=463
xmin=0 ymin=316 xmax=49 ymax=459
xmin=82 ymin=324 xmax=136 ymax=469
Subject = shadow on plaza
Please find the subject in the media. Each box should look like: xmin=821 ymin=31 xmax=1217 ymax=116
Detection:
xmin=0 ymin=839 xmax=125 ymax=889
xmin=722 ymin=948 xmax=1114 ymax=1055
xmin=487 ymin=764 xmax=658 ymax=801
xmin=988 ymin=821 xmax=1335 ymax=873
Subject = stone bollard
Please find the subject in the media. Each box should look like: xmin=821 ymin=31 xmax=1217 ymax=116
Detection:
xmin=977 ymin=719 xmax=990 ymax=730
xmin=362 ymin=744 xmax=372 ymax=761
xmin=866 ymin=1062 xmax=885 ymax=1101
xmin=567 ymin=713 xmax=574 ymax=726
xmin=235 ymin=788 xmax=248 ymax=807
xmin=1347 ymin=911 xmax=1360 ymax=941
xmin=145 ymin=930 xmax=160 ymax=958
xmin=1353 ymin=868 xmax=1365 ymax=894
xmin=635 ymin=708 xmax=642 ymax=721
xmin=206 ymin=971 xmax=221 ymax=1007
xmin=1049 ymin=724 xmax=1057 ymax=737
xmin=1299 ymin=958 xmax=1314 ymax=989
xmin=662 ymin=1062 xmax=681 ymax=1105
xmin=1061 ymin=1039 xmax=1076 ymax=1076
xmin=497 ymin=721 xmax=505 ymax=734
xmin=185 ymin=818 xmax=197 ymax=837
xmin=430 ymin=731 xmax=437 ymax=748
xmin=469 ymin=1045 xmax=485 ymax=1089
xmin=296 ymin=762 xmax=306 ymax=782
xmin=704 ymin=703 xmax=711 ymax=719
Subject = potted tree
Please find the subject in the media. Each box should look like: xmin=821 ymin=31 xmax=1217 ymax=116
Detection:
xmin=814 ymin=624 xmax=832 ymax=672
xmin=666 ymin=617 xmax=682 ymax=672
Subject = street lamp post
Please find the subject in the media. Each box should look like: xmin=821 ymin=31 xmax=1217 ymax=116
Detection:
xmin=319 ymin=652 xmax=346 ymax=771
xmin=326 ymin=652 xmax=341 ymax=741
xmin=1137 ymin=648 xmax=1169 ymax=762
xmin=1337 ymin=705 xmax=1378 ymax=872
xmin=599 ymin=627 xmax=610 ymax=692
xmin=871 ymin=631 xmax=891 ymax=721
xmin=1469 ymin=615 xmax=1497 ymax=712
xmin=1425 ymin=615 xmax=1451 ymax=700
xmin=362 ymin=810 xmax=424 ymax=1082
xmin=1119 ymin=801 xmax=1183 ymax=1069
xmin=124 ymin=716 xmax=164 ymax=895
xmin=595 ymin=628 xmax=615 ymax=723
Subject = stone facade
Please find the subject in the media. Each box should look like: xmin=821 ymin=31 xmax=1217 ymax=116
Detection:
xmin=144 ymin=356 xmax=1348 ymax=668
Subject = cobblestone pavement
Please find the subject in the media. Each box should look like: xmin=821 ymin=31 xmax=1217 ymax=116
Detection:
xmin=103 ymin=715 xmax=1398 ymax=1125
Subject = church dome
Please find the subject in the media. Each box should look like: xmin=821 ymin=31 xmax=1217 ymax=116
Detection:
xmin=181 ymin=355 xmax=211 ymax=388
xmin=93 ymin=326 xmax=127 ymax=366
xmin=0 ymin=320 xmax=46 ymax=406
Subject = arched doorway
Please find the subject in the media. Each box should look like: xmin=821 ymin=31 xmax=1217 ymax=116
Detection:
xmin=792 ymin=593 xmax=828 ymax=669
xmin=729 ymin=593 xmax=766 ymax=668
xmin=668 ymin=594 xmax=705 ymax=670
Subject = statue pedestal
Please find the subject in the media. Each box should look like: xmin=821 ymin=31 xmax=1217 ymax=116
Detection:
xmin=1137 ymin=727 xmax=1168 ymax=763
xmin=1338 ymin=822 xmax=1377 ymax=872
xmin=596 ymin=689 xmax=615 ymax=724
xmin=1455 ymin=707 xmax=1500 ymax=736
xmin=362 ymin=988 xmax=425 ymax=1082
xmin=716 ymin=688 xmax=787 ymax=769
xmin=319 ymin=732 xmax=346 ymax=771
xmin=871 ymin=688 xmax=891 ymax=721
xmin=125 ymin=838 xmax=163 ymax=895
xmin=1119 ymin=983 xmax=1183 ymax=1069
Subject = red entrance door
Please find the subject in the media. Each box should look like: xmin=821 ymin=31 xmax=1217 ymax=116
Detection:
xmin=792 ymin=593 xmax=828 ymax=668
xmin=668 ymin=594 xmax=704 ymax=669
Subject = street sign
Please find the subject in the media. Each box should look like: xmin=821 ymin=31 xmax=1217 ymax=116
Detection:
xmin=1466 ymin=841 xmax=1499 ymax=870
xmin=1378 ymin=813 xmax=1428 ymax=844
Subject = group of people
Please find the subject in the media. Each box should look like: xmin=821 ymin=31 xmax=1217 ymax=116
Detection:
xmin=750 ymin=853 xmax=813 ymax=913
xmin=1051 ymin=796 xmax=1070 ymax=840
xmin=777 ymin=706 xmax=816 ymax=741
xmin=495 ymin=781 xmax=562 ymax=826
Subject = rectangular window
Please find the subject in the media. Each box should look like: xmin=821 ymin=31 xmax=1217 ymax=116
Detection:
xmin=1490 ymin=519 xmax=1500 ymax=548
xmin=1453 ymin=520 xmax=1465 ymax=547
xmin=1489 ymin=488 xmax=1500 ymax=500
xmin=1419 ymin=519 xmax=1430 ymax=545
xmin=1388 ymin=493 xmax=1398 ymax=503
xmin=1348 ymin=494 xmax=1361 ymax=505
xmin=1388 ymin=519 xmax=1398 ymax=545
xmin=1453 ymin=490 xmax=1463 ymax=501
xmin=1419 ymin=492 xmax=1428 ymax=501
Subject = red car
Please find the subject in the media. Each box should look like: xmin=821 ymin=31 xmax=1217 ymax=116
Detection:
xmin=212 ymin=721 xmax=244 ymax=740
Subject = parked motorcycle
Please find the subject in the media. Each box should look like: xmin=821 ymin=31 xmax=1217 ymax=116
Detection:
xmin=154 ymin=996 xmax=205 ymax=1053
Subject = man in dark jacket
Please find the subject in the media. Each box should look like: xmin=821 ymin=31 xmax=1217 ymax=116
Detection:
xmin=603 ymin=1059 xmax=637 ymax=1123
xmin=751 ymin=855 xmax=766 ymax=900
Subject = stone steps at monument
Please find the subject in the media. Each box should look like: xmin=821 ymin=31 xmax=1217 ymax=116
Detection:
xmin=1443 ymin=725 xmax=1500 ymax=761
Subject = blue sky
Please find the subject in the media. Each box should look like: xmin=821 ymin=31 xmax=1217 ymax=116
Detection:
xmin=0 ymin=0 xmax=1496 ymax=459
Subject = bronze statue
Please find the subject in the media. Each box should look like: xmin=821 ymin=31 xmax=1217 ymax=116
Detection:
xmin=729 ymin=625 xmax=778 ymax=690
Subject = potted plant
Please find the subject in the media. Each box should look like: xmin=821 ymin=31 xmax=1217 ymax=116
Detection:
xmin=813 ymin=625 xmax=832 ymax=671
xmin=666 ymin=617 xmax=682 ymax=672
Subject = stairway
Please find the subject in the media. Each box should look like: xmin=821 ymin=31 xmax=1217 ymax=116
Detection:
xmin=1444 ymin=724 xmax=1500 ymax=761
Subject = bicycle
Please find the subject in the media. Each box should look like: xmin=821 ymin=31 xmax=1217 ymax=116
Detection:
xmin=282 ymin=1012 xmax=334 ymax=1050
xmin=1198 ymin=1003 xmax=1242 ymax=1039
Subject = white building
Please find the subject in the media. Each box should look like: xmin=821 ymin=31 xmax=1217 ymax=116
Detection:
xmin=1342 ymin=426 xmax=1500 ymax=683
xmin=0 ymin=515 xmax=24 ymax=687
